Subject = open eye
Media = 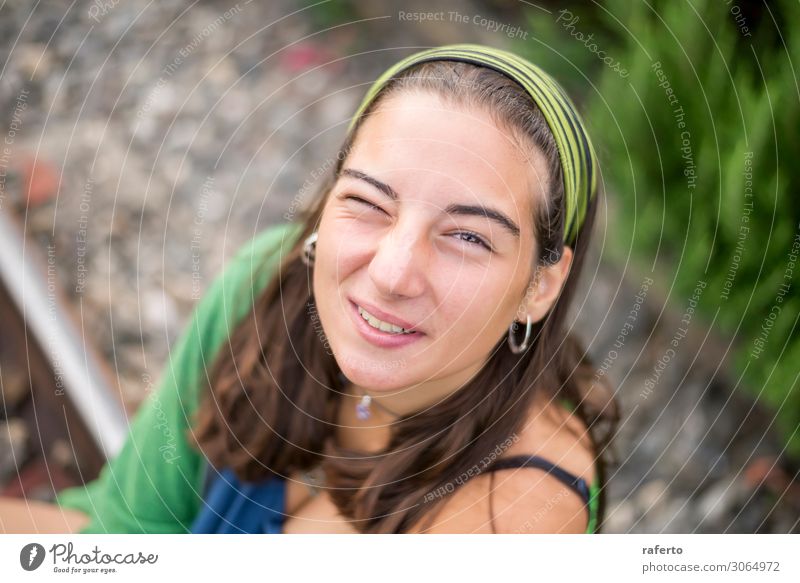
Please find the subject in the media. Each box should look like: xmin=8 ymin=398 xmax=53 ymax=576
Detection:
xmin=452 ymin=231 xmax=493 ymax=252
xmin=344 ymin=195 xmax=387 ymax=215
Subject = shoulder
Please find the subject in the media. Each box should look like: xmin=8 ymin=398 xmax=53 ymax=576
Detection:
xmin=206 ymin=221 xmax=304 ymax=325
xmin=231 ymin=221 xmax=304 ymax=266
xmin=505 ymin=394 xmax=597 ymax=487
xmin=409 ymin=397 xmax=597 ymax=534
xmin=224 ymin=221 xmax=304 ymax=294
xmin=164 ymin=222 xmax=304 ymax=417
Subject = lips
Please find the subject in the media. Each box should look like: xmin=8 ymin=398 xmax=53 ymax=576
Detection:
xmin=348 ymin=297 xmax=424 ymax=334
xmin=347 ymin=299 xmax=425 ymax=349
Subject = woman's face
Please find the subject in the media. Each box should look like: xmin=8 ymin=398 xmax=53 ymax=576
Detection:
xmin=313 ymin=90 xmax=559 ymax=395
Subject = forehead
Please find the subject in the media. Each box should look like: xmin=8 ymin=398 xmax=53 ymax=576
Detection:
xmin=347 ymin=91 xmax=545 ymax=229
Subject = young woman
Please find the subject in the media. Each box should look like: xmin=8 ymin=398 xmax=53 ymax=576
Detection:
xmin=54 ymin=44 xmax=618 ymax=534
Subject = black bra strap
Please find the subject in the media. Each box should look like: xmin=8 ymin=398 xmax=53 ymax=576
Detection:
xmin=485 ymin=454 xmax=590 ymax=504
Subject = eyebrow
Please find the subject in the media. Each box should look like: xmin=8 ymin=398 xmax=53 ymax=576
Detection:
xmin=340 ymin=168 xmax=521 ymax=239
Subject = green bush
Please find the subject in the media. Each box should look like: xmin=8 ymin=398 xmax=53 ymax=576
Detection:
xmin=520 ymin=1 xmax=799 ymax=457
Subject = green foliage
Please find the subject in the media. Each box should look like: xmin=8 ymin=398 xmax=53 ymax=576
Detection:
xmin=522 ymin=0 xmax=800 ymax=458
xmin=296 ymin=0 xmax=359 ymax=30
xmin=517 ymin=4 xmax=621 ymax=97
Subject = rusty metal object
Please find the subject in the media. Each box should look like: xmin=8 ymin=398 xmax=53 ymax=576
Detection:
xmin=0 ymin=209 xmax=127 ymax=496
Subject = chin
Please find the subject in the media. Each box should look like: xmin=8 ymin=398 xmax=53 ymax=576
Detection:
xmin=336 ymin=351 xmax=411 ymax=391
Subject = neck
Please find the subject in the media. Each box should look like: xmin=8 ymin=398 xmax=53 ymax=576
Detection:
xmin=338 ymin=358 xmax=485 ymax=422
xmin=334 ymin=384 xmax=393 ymax=453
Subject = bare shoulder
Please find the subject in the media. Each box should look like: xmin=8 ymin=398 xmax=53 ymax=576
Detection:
xmin=504 ymin=394 xmax=598 ymax=486
xmin=406 ymin=397 xmax=597 ymax=534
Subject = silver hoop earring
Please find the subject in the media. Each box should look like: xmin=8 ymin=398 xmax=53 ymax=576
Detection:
xmin=301 ymin=231 xmax=318 ymax=266
xmin=507 ymin=314 xmax=532 ymax=354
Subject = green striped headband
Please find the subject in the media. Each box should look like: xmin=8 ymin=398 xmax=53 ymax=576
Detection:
xmin=346 ymin=43 xmax=598 ymax=247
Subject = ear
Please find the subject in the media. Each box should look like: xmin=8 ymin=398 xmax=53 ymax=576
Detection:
xmin=515 ymin=246 xmax=574 ymax=325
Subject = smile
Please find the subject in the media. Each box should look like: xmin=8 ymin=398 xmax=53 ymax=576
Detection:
xmin=347 ymin=300 xmax=425 ymax=349
xmin=357 ymin=305 xmax=415 ymax=335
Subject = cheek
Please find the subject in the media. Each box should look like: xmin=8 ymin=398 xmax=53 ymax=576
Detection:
xmin=436 ymin=274 xmax=517 ymax=334
xmin=316 ymin=216 xmax=368 ymax=280
xmin=317 ymin=238 xmax=366 ymax=284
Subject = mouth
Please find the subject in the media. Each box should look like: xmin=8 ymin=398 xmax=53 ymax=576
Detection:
xmin=347 ymin=298 xmax=425 ymax=349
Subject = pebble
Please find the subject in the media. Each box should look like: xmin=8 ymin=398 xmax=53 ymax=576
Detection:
xmin=0 ymin=419 xmax=29 ymax=484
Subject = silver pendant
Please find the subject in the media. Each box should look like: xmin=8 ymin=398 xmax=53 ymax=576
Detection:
xmin=356 ymin=394 xmax=372 ymax=420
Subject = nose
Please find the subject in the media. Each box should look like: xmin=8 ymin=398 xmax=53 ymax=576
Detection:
xmin=367 ymin=223 xmax=428 ymax=298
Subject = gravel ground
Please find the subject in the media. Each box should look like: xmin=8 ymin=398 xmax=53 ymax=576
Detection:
xmin=0 ymin=0 xmax=796 ymax=532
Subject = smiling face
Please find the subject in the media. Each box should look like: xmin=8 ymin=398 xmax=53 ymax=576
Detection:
xmin=313 ymin=90 xmax=565 ymax=400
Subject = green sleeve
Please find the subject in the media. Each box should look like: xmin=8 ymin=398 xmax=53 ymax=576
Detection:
xmin=558 ymin=397 xmax=600 ymax=534
xmin=55 ymin=222 xmax=303 ymax=533
xmin=585 ymin=481 xmax=600 ymax=534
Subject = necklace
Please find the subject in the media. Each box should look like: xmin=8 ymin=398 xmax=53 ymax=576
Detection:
xmin=300 ymin=375 xmax=401 ymax=498
xmin=336 ymin=370 xmax=402 ymax=420
xmin=355 ymin=391 xmax=402 ymax=420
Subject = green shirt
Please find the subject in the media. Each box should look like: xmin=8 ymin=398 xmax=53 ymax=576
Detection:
xmin=56 ymin=221 xmax=599 ymax=534
xmin=56 ymin=221 xmax=304 ymax=533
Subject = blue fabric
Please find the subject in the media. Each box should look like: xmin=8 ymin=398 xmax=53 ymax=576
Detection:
xmin=189 ymin=467 xmax=287 ymax=534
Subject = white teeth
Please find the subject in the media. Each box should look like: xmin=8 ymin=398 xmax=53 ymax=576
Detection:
xmin=358 ymin=305 xmax=413 ymax=334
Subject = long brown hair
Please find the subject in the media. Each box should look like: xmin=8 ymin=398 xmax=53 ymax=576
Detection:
xmin=190 ymin=60 xmax=619 ymax=533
